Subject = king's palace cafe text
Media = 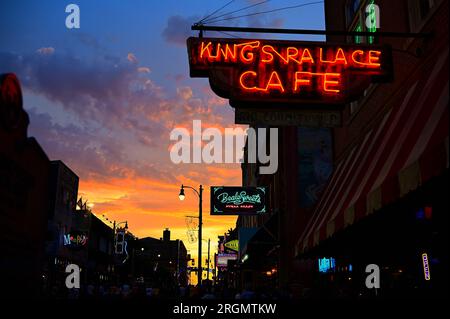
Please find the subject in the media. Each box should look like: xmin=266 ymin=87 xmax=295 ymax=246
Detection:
xmin=195 ymin=40 xmax=384 ymax=96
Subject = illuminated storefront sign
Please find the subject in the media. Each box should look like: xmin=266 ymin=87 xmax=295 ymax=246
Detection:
xmin=63 ymin=232 xmax=88 ymax=248
xmin=187 ymin=37 xmax=392 ymax=105
xmin=422 ymin=253 xmax=431 ymax=281
xmin=216 ymin=253 xmax=238 ymax=268
xmin=210 ymin=186 xmax=268 ymax=215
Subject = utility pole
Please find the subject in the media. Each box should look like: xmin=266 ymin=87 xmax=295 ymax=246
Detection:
xmin=207 ymin=238 xmax=210 ymax=282
xmin=198 ymin=185 xmax=203 ymax=287
xmin=179 ymin=184 xmax=203 ymax=287
xmin=177 ymin=239 xmax=180 ymax=286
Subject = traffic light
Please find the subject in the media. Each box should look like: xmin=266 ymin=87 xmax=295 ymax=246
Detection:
xmin=115 ymin=230 xmax=125 ymax=254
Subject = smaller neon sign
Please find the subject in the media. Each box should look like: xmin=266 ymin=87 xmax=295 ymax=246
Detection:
xmin=64 ymin=232 xmax=88 ymax=247
xmin=318 ymin=257 xmax=336 ymax=273
xmin=422 ymin=253 xmax=431 ymax=281
xmin=211 ymin=186 xmax=268 ymax=215
xmin=224 ymin=239 xmax=239 ymax=252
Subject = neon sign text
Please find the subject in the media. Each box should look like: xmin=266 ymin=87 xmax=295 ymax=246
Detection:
xmin=200 ymin=41 xmax=381 ymax=69
xmin=64 ymin=233 xmax=88 ymax=247
xmin=422 ymin=253 xmax=431 ymax=281
xmin=188 ymin=37 xmax=392 ymax=104
xmin=198 ymin=41 xmax=382 ymax=95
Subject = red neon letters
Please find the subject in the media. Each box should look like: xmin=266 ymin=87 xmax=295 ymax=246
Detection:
xmin=197 ymin=40 xmax=384 ymax=95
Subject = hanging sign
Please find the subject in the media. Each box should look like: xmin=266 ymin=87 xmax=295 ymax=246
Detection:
xmin=210 ymin=186 xmax=269 ymax=215
xmin=224 ymin=239 xmax=239 ymax=252
xmin=187 ymin=37 xmax=392 ymax=106
xmin=235 ymin=107 xmax=342 ymax=127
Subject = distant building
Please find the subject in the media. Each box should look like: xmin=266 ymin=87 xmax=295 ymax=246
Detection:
xmin=134 ymin=229 xmax=189 ymax=287
xmin=85 ymin=213 xmax=115 ymax=285
xmin=44 ymin=160 xmax=80 ymax=291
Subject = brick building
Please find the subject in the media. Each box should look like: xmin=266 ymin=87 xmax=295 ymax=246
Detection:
xmin=238 ymin=0 xmax=448 ymax=298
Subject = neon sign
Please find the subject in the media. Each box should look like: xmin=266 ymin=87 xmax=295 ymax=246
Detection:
xmin=318 ymin=257 xmax=336 ymax=273
xmin=211 ymin=186 xmax=268 ymax=215
xmin=188 ymin=37 xmax=392 ymax=105
xmin=216 ymin=253 xmax=238 ymax=268
xmin=422 ymin=253 xmax=431 ymax=281
xmin=63 ymin=232 xmax=88 ymax=247
xmin=224 ymin=239 xmax=239 ymax=252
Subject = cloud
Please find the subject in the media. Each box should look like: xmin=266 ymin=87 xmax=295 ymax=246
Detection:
xmin=177 ymin=86 xmax=193 ymax=100
xmin=127 ymin=52 xmax=138 ymax=63
xmin=162 ymin=15 xmax=199 ymax=46
xmin=137 ymin=66 xmax=151 ymax=73
xmin=0 ymin=49 xmax=165 ymax=140
xmin=36 ymin=47 xmax=55 ymax=55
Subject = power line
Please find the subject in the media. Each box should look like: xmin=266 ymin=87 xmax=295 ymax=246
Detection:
xmin=202 ymin=0 xmax=271 ymax=24
xmin=197 ymin=0 xmax=236 ymax=24
xmin=204 ymin=1 xmax=323 ymax=25
xmin=192 ymin=25 xmax=432 ymax=38
xmin=217 ymin=31 xmax=241 ymax=39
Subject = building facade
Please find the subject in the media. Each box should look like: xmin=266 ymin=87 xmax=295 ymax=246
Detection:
xmin=43 ymin=160 xmax=80 ymax=293
xmin=0 ymin=73 xmax=50 ymax=298
xmin=237 ymin=0 xmax=448 ymax=298
xmin=133 ymin=229 xmax=189 ymax=288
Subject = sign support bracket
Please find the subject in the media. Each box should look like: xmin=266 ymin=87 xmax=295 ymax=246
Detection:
xmin=192 ymin=24 xmax=432 ymax=39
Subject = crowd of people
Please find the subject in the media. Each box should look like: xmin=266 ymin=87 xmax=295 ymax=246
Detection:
xmin=40 ymin=281 xmax=294 ymax=300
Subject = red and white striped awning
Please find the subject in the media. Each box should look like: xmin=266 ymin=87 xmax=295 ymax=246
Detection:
xmin=296 ymin=47 xmax=449 ymax=255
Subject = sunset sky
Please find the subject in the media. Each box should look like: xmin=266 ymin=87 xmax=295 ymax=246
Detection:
xmin=0 ymin=0 xmax=324 ymax=279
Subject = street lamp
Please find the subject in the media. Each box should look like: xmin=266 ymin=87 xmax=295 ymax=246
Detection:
xmin=178 ymin=184 xmax=203 ymax=287
xmin=179 ymin=187 xmax=185 ymax=200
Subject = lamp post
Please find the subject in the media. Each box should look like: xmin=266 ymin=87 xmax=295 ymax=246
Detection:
xmin=179 ymin=184 xmax=203 ymax=287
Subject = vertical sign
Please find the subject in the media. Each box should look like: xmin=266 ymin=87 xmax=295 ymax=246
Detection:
xmin=422 ymin=253 xmax=431 ymax=281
